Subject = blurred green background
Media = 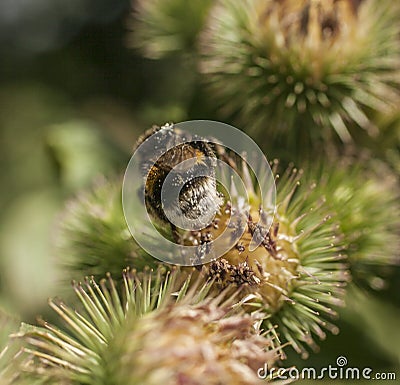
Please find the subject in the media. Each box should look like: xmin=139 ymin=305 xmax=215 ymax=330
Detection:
xmin=0 ymin=0 xmax=399 ymax=383
xmin=0 ymin=0 xmax=216 ymax=320
xmin=0 ymin=0 xmax=133 ymax=320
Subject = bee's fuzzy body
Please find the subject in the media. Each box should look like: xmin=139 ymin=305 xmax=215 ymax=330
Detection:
xmin=135 ymin=123 xmax=223 ymax=232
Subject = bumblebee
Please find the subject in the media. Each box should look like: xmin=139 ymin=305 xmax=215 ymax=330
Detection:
xmin=134 ymin=123 xmax=223 ymax=238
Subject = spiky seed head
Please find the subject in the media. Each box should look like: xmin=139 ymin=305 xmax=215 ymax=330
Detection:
xmin=181 ymin=160 xmax=349 ymax=358
xmin=302 ymin=157 xmax=400 ymax=291
xmin=111 ymin=298 xmax=280 ymax=385
xmin=14 ymin=267 xmax=285 ymax=384
xmin=200 ymin=0 xmax=400 ymax=153
xmin=57 ymin=177 xmax=155 ymax=281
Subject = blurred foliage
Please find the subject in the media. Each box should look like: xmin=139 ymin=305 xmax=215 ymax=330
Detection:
xmin=0 ymin=0 xmax=399 ymax=383
xmin=129 ymin=0 xmax=213 ymax=59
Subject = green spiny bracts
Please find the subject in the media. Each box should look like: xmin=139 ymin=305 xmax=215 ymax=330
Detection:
xmin=0 ymin=346 xmax=42 ymax=385
xmin=0 ymin=311 xmax=18 ymax=385
xmin=129 ymin=0 xmax=213 ymax=59
xmin=0 ymin=310 xmax=40 ymax=385
xmin=200 ymin=0 xmax=400 ymax=154
xmin=303 ymin=157 xmax=400 ymax=291
xmin=57 ymin=177 xmax=155 ymax=280
xmin=110 ymin=291 xmax=281 ymax=385
xmin=182 ymin=160 xmax=349 ymax=358
xmin=0 ymin=310 xmax=18 ymax=352
xmin=14 ymin=267 xmax=285 ymax=385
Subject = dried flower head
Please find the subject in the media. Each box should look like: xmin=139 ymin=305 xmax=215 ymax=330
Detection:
xmin=111 ymin=295 xmax=279 ymax=385
xmin=14 ymin=267 xmax=284 ymax=385
xmin=200 ymin=0 xmax=400 ymax=153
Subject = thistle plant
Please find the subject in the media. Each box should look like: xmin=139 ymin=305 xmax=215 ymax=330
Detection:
xmin=57 ymin=177 xmax=155 ymax=280
xmin=302 ymin=157 xmax=400 ymax=290
xmin=13 ymin=267 xmax=284 ymax=385
xmin=2 ymin=0 xmax=400 ymax=381
xmin=57 ymin=123 xmax=350 ymax=358
xmin=129 ymin=0 xmax=213 ymax=59
xmin=111 ymin=291 xmax=279 ymax=385
xmin=180 ymin=160 xmax=349 ymax=358
xmin=199 ymin=0 xmax=400 ymax=154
